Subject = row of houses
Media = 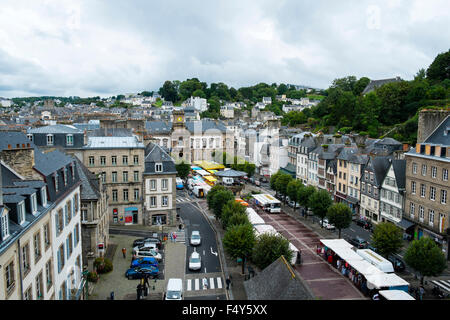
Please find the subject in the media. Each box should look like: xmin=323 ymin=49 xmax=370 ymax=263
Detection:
xmin=286 ymin=111 xmax=450 ymax=260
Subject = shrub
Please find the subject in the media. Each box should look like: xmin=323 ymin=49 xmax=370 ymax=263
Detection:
xmin=87 ymin=271 xmax=99 ymax=283
xmin=94 ymin=257 xmax=113 ymax=274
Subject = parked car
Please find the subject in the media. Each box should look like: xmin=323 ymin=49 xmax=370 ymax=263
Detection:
xmin=133 ymin=248 xmax=162 ymax=261
xmin=125 ymin=266 xmax=159 ymax=280
xmin=133 ymin=242 xmax=158 ymax=253
xmin=190 ymin=231 xmax=201 ymax=246
xmin=348 ymin=237 xmax=369 ymax=249
xmin=354 ymin=218 xmax=373 ymax=231
xmin=133 ymin=237 xmax=161 ymax=248
xmin=387 ymin=254 xmax=406 ymax=272
xmin=130 ymin=257 xmax=158 ymax=268
xmin=288 ymin=200 xmax=300 ymax=209
xmin=188 ymin=250 xmax=202 ymax=270
xmin=260 ymin=177 xmax=268 ymax=183
xmin=254 ymin=180 xmax=261 ymax=186
xmin=322 ymin=218 xmax=335 ymax=230
xmin=176 ymin=177 xmax=184 ymax=190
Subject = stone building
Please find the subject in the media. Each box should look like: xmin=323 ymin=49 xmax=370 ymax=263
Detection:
xmin=404 ymin=115 xmax=450 ymax=259
xmin=143 ymin=143 xmax=177 ymax=226
xmin=82 ymin=135 xmax=145 ymax=225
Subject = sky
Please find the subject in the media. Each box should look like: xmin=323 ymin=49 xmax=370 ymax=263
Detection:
xmin=0 ymin=0 xmax=449 ymax=98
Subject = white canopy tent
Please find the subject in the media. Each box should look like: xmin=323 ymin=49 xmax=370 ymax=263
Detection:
xmin=356 ymin=249 xmax=394 ymax=273
xmin=378 ymin=290 xmax=415 ymax=300
xmin=253 ymin=224 xmax=279 ymax=236
xmin=320 ymin=239 xmax=364 ymax=262
xmin=246 ymin=208 xmax=266 ymax=225
xmin=345 ymin=259 xmax=385 ymax=278
xmin=366 ymin=273 xmax=409 ymax=290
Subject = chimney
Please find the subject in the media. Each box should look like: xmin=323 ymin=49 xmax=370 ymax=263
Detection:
xmin=0 ymin=144 xmax=41 ymax=180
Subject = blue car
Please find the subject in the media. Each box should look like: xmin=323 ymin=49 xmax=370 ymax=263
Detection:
xmin=130 ymin=257 xmax=158 ymax=268
xmin=125 ymin=266 xmax=159 ymax=280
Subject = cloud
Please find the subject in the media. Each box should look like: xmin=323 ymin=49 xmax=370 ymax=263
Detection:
xmin=0 ymin=0 xmax=448 ymax=98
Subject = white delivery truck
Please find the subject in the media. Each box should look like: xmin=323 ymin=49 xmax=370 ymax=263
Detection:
xmin=165 ymin=278 xmax=183 ymax=300
xmin=252 ymin=194 xmax=281 ymax=213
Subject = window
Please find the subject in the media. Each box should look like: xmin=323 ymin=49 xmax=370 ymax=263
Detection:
xmin=81 ymin=209 xmax=88 ymax=222
xmin=123 ymin=189 xmax=129 ymax=202
xmin=112 ymin=171 xmax=117 ymax=183
xmin=410 ymin=202 xmax=415 ymax=217
xmin=122 ymin=155 xmax=128 ymax=165
xmin=162 ymin=196 xmax=168 ymax=207
xmin=46 ymin=134 xmax=54 ymax=146
xmin=34 ymin=232 xmax=41 ymax=263
xmin=441 ymin=190 xmax=447 ymax=204
xmin=111 ymin=156 xmax=117 ymax=166
xmin=45 ymin=259 xmax=53 ymax=290
xmin=112 ymin=190 xmax=118 ymax=202
xmin=421 ymin=164 xmax=427 ymax=176
xmin=36 ymin=272 xmax=44 ymax=300
xmin=123 ymin=171 xmax=128 ymax=182
xmin=343 ymin=173 xmax=346 ymax=180
xmin=88 ymin=156 xmax=95 ymax=166
xmin=101 ymin=172 xmax=106 ymax=183
xmin=28 ymin=193 xmax=37 ymax=216
xmin=134 ymin=189 xmax=139 ymax=201
xmin=202 ymin=138 xmax=207 ymax=148
xmin=429 ymin=209 xmax=435 ymax=226
xmin=66 ymin=134 xmax=73 ymax=146
xmin=134 ymin=171 xmax=139 ymax=182
xmin=24 ymin=286 xmax=32 ymax=300
xmin=412 ymin=163 xmax=417 ymax=174
xmin=361 ymin=183 xmax=365 ymax=192
xmin=17 ymin=201 xmax=25 ymax=225
xmin=22 ymin=243 xmax=30 ymax=274
xmin=56 ymin=209 xmax=63 ymax=235
xmin=1 ymin=212 xmax=10 ymax=240
xmin=27 ymin=134 xmax=33 ymax=142
xmin=133 ymin=155 xmax=139 ymax=165
xmin=41 ymin=187 xmax=47 ymax=207
xmin=150 ymin=196 xmax=156 ymax=207
xmin=57 ymin=244 xmax=65 ymax=273
xmin=74 ymin=194 xmax=79 ymax=213
xmin=100 ymin=156 xmax=106 ymax=166
xmin=443 ymin=169 xmax=448 ymax=181
xmin=63 ymin=168 xmax=67 ymax=186
xmin=420 ymin=184 xmax=426 ymax=198
xmin=155 ymin=163 xmax=163 ymax=172
xmin=395 ymin=193 xmax=399 ymax=203
xmin=5 ymin=261 xmax=15 ymax=294
xmin=419 ymin=206 xmax=424 ymax=222
xmin=411 ymin=181 xmax=416 ymax=194
xmin=44 ymin=223 xmax=51 ymax=249
xmin=67 ymin=233 xmax=73 ymax=258
xmin=369 ymin=173 xmax=374 ymax=182
xmin=430 ymin=186 xmax=436 ymax=201
xmin=431 ymin=166 xmax=437 ymax=178
xmin=150 ymin=179 xmax=156 ymax=191
xmin=74 ymin=224 xmax=80 ymax=246
xmin=162 ymin=179 xmax=168 ymax=191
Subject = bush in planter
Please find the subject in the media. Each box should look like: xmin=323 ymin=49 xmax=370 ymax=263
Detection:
xmin=87 ymin=271 xmax=99 ymax=283
xmin=94 ymin=257 xmax=113 ymax=274
xmin=103 ymin=258 xmax=113 ymax=273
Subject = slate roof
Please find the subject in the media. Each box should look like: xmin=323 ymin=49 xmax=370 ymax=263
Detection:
xmin=144 ymin=142 xmax=176 ymax=175
xmin=73 ymin=156 xmax=100 ymax=200
xmin=34 ymin=147 xmax=74 ymax=176
xmin=362 ymin=77 xmax=403 ymax=95
xmin=185 ymin=120 xmax=227 ymax=133
xmin=364 ymin=156 xmax=392 ymax=187
xmin=88 ymin=128 xmax=133 ymax=137
xmin=243 ymin=256 xmax=314 ymax=300
xmin=0 ymin=131 xmax=33 ymax=151
xmin=84 ymin=136 xmax=145 ymax=149
xmin=337 ymin=146 xmax=359 ymax=160
xmin=145 ymin=121 xmax=172 ymax=134
xmin=28 ymin=124 xmax=83 ymax=134
xmin=392 ymin=159 xmax=406 ymax=190
xmin=424 ymin=115 xmax=450 ymax=145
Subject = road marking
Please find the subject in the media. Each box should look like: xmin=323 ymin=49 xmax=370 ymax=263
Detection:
xmin=216 ymin=277 xmax=223 ymax=289
xmin=211 ymin=247 xmax=218 ymax=256
xmin=203 ymin=250 xmax=206 ymax=255
xmin=187 ymin=280 xmax=192 ymax=291
xmin=194 ymin=278 xmax=199 ymax=290
xmin=210 ymin=278 xmax=215 ymax=289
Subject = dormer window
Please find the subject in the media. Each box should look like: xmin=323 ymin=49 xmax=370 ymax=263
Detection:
xmin=47 ymin=134 xmax=54 ymax=146
xmin=27 ymin=134 xmax=33 ymax=142
xmin=41 ymin=187 xmax=48 ymax=207
xmin=66 ymin=134 xmax=74 ymax=146
xmin=30 ymin=193 xmax=38 ymax=215
xmin=17 ymin=201 xmax=26 ymax=225
xmin=54 ymin=173 xmax=59 ymax=193
xmin=63 ymin=168 xmax=68 ymax=186
xmin=155 ymin=163 xmax=163 ymax=172
xmin=1 ymin=211 xmax=10 ymax=240
xmin=70 ymin=163 xmax=75 ymax=180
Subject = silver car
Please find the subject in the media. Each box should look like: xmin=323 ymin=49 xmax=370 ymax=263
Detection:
xmin=188 ymin=250 xmax=201 ymax=270
xmin=190 ymin=231 xmax=201 ymax=246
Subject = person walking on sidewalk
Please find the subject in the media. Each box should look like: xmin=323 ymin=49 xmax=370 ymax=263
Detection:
xmin=226 ymin=276 xmax=232 ymax=290
xmin=173 ymin=233 xmax=177 ymax=242
xmin=122 ymin=247 xmax=127 ymax=259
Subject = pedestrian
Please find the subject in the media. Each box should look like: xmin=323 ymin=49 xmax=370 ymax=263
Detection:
xmin=337 ymin=259 xmax=341 ymax=270
xmin=170 ymin=232 xmax=173 ymax=242
xmin=203 ymin=277 xmax=209 ymax=290
xmin=173 ymin=233 xmax=177 ymax=242
xmin=226 ymin=276 xmax=232 ymax=290
xmin=122 ymin=247 xmax=127 ymax=259
xmin=297 ymin=250 xmax=302 ymax=265
xmin=419 ymin=286 xmax=425 ymax=300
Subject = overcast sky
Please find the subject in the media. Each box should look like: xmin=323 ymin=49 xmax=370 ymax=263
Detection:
xmin=0 ymin=0 xmax=449 ymax=98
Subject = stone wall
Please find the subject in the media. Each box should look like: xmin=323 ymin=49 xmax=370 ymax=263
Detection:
xmin=0 ymin=148 xmax=42 ymax=180
xmin=417 ymin=109 xmax=450 ymax=143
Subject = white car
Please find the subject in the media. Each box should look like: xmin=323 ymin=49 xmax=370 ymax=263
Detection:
xmin=134 ymin=242 xmax=158 ymax=253
xmin=188 ymin=250 xmax=201 ymax=270
xmin=134 ymin=249 xmax=162 ymax=261
xmin=322 ymin=218 xmax=335 ymax=230
xmin=190 ymin=231 xmax=201 ymax=246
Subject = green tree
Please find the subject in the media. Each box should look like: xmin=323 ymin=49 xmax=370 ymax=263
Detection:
xmin=274 ymin=173 xmax=293 ymax=203
xmin=209 ymin=189 xmax=235 ymax=220
xmin=426 ymin=49 xmax=450 ymax=83
xmin=206 ymin=185 xmax=226 ymax=209
xmin=404 ymin=237 xmax=447 ymax=285
xmin=270 ymin=171 xmax=283 ymax=196
xmin=370 ymin=222 xmax=404 ymax=258
xmin=309 ymin=189 xmax=333 ymax=227
xmin=175 ymin=161 xmax=191 ymax=180
xmin=223 ymin=223 xmax=256 ymax=274
xmin=252 ymin=233 xmax=293 ymax=270
xmin=327 ymin=203 xmax=352 ymax=238
xmin=228 ymin=212 xmax=250 ymax=228
xmin=221 ymin=200 xmax=247 ymax=229
xmin=286 ymin=179 xmax=302 ymax=212
xmin=159 ymin=80 xmax=179 ymax=102
xmin=297 ymin=185 xmax=316 ymax=220
xmin=353 ymin=77 xmax=370 ymax=96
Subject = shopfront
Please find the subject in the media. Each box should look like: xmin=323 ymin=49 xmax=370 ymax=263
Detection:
xmin=125 ymin=207 xmax=138 ymax=225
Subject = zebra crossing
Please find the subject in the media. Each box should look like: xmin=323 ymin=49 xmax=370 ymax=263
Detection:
xmin=186 ymin=277 xmax=223 ymax=291
xmin=176 ymin=197 xmax=191 ymax=203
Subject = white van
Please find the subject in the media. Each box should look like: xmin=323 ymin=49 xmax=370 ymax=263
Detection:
xmin=165 ymin=278 xmax=183 ymax=300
